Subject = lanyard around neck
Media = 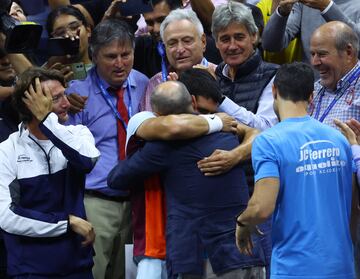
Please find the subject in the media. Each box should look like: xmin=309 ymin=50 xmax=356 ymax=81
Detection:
xmin=313 ymin=66 xmax=360 ymax=122
xmin=157 ymin=41 xmax=168 ymax=82
xmin=95 ymin=70 xmax=132 ymax=130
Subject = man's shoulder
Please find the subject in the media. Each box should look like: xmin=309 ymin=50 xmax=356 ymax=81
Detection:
xmin=0 ymin=131 xmax=18 ymax=149
xmin=0 ymin=130 xmax=23 ymax=163
xmin=261 ymin=60 xmax=280 ymax=71
xmin=129 ymin=69 xmax=150 ymax=83
xmin=149 ymin=71 xmax=163 ymax=83
xmin=66 ymin=70 xmax=97 ymax=97
xmin=126 ymin=111 xmax=156 ymax=144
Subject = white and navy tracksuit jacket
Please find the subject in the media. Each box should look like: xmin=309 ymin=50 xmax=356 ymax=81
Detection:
xmin=0 ymin=113 xmax=100 ymax=277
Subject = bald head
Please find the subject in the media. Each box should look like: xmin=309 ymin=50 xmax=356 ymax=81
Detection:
xmin=150 ymin=81 xmax=193 ymax=115
xmin=311 ymin=21 xmax=359 ymax=55
xmin=310 ymin=21 xmax=359 ymax=90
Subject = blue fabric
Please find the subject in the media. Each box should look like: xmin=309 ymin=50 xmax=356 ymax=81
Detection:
xmin=137 ymin=258 xmax=167 ymax=279
xmin=66 ymin=67 xmax=148 ymax=196
xmin=108 ymin=132 xmax=269 ymax=277
xmin=11 ymin=269 xmax=93 ymax=279
xmin=252 ymin=116 xmax=354 ymax=279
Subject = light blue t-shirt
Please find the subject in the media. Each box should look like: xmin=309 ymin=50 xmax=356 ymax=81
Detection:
xmin=252 ymin=116 xmax=354 ymax=279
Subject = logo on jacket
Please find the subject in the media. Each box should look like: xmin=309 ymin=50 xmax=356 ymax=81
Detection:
xmin=17 ymin=154 xmax=32 ymax=163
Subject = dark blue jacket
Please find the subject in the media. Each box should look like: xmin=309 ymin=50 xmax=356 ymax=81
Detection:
xmin=108 ymin=132 xmax=268 ymax=278
xmin=0 ymin=113 xmax=100 ymax=277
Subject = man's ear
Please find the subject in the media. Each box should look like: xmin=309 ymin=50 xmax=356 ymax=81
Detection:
xmin=85 ymin=26 xmax=92 ymax=38
xmin=191 ymin=95 xmax=197 ymax=110
xmin=308 ymin=91 xmax=314 ymax=104
xmin=272 ymin=83 xmax=277 ymax=100
xmin=201 ymin=33 xmax=207 ymax=52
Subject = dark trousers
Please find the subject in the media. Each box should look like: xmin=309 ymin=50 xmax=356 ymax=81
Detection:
xmin=0 ymin=231 xmax=8 ymax=279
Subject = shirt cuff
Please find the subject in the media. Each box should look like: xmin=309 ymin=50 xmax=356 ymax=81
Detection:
xmin=351 ymin=145 xmax=360 ymax=162
xmin=276 ymin=6 xmax=286 ymax=17
xmin=321 ymin=0 xmax=334 ymax=15
xmin=219 ymin=96 xmax=235 ymax=111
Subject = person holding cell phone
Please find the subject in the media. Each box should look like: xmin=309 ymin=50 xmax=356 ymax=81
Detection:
xmin=46 ymin=5 xmax=92 ymax=81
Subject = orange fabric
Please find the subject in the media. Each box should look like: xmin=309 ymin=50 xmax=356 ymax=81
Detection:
xmin=144 ymin=175 xmax=166 ymax=259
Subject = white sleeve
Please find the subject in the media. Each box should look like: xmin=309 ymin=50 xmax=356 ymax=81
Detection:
xmin=126 ymin=111 xmax=156 ymax=148
xmin=39 ymin=113 xmax=100 ymax=172
xmin=218 ymin=78 xmax=278 ymax=131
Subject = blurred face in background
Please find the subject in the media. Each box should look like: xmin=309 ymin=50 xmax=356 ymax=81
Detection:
xmin=51 ymin=14 xmax=91 ymax=63
xmin=0 ymin=55 xmax=16 ymax=85
xmin=144 ymin=0 xmax=171 ymax=42
xmin=10 ymin=2 xmax=27 ymax=22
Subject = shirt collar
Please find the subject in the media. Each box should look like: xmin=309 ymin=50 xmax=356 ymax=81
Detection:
xmin=222 ymin=64 xmax=231 ymax=79
xmin=91 ymin=67 xmax=135 ymax=94
xmin=336 ymin=60 xmax=360 ymax=90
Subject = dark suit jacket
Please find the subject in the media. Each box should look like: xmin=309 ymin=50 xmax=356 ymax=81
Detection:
xmin=108 ymin=132 xmax=268 ymax=277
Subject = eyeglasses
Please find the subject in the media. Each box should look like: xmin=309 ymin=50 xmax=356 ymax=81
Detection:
xmin=51 ymin=20 xmax=82 ymax=38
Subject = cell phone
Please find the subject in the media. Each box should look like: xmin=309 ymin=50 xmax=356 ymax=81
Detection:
xmin=69 ymin=63 xmax=87 ymax=81
xmin=47 ymin=37 xmax=79 ymax=56
xmin=117 ymin=0 xmax=153 ymax=16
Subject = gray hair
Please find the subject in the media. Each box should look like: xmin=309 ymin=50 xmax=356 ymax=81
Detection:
xmin=89 ymin=19 xmax=135 ymax=57
xmin=212 ymin=1 xmax=258 ymax=40
xmin=150 ymin=81 xmax=192 ymax=115
xmin=160 ymin=9 xmax=204 ymax=40
xmin=334 ymin=24 xmax=359 ymax=55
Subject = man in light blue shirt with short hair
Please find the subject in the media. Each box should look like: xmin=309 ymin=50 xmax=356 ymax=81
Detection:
xmin=236 ymin=62 xmax=356 ymax=279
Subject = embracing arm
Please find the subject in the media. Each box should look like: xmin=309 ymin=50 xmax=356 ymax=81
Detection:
xmin=219 ymin=80 xmax=278 ymax=131
xmin=108 ymin=141 xmax=169 ymax=190
xmin=197 ymin=124 xmax=259 ymax=176
xmin=136 ymin=113 xmax=237 ymax=141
